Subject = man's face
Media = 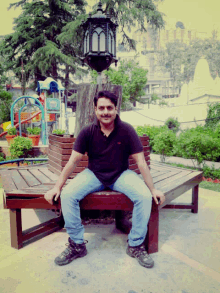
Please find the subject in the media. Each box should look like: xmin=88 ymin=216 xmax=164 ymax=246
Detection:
xmin=95 ymin=97 xmax=117 ymax=126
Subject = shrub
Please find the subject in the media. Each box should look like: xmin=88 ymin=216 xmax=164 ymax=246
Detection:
xmin=136 ymin=125 xmax=168 ymax=150
xmin=173 ymin=131 xmax=220 ymax=165
xmin=27 ymin=127 xmax=41 ymax=135
xmin=9 ymin=136 xmax=32 ymax=158
xmin=7 ymin=127 xmax=17 ymax=135
xmin=214 ymin=124 xmax=220 ymax=138
xmin=203 ymin=164 xmax=220 ymax=179
xmin=165 ymin=117 xmax=180 ymax=133
xmin=152 ymin=130 xmax=176 ymax=162
xmin=52 ymin=129 xmax=66 ymax=135
xmin=0 ymin=152 xmax=5 ymax=162
xmin=205 ymin=102 xmax=220 ymax=129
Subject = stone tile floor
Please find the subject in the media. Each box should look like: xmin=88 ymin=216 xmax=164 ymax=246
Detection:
xmin=0 ymin=187 xmax=220 ymax=293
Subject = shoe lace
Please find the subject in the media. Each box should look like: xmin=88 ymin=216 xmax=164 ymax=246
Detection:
xmin=132 ymin=245 xmax=149 ymax=258
xmin=61 ymin=244 xmax=74 ymax=258
xmin=62 ymin=240 xmax=88 ymax=256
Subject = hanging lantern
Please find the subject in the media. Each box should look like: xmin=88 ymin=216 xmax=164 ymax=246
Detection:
xmin=80 ymin=1 xmax=118 ymax=73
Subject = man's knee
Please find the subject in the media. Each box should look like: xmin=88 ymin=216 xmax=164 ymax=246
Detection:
xmin=135 ymin=191 xmax=152 ymax=206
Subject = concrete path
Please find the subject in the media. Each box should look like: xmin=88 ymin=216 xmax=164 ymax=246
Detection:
xmin=0 ymin=187 xmax=220 ymax=293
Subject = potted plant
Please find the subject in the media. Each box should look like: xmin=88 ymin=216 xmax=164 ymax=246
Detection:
xmin=27 ymin=127 xmax=41 ymax=146
xmin=9 ymin=136 xmax=32 ymax=159
xmin=6 ymin=127 xmax=17 ymax=145
xmin=52 ymin=129 xmax=66 ymax=136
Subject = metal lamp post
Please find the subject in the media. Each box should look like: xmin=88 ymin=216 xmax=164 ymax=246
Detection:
xmin=80 ymin=1 xmax=118 ymax=75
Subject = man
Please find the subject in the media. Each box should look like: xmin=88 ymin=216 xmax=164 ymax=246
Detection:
xmin=44 ymin=90 xmax=165 ymax=268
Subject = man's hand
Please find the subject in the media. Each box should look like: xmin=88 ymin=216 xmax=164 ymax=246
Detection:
xmin=151 ymin=189 xmax=165 ymax=205
xmin=44 ymin=187 xmax=61 ymax=205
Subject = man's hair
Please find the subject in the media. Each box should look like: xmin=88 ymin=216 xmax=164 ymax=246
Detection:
xmin=94 ymin=91 xmax=118 ymax=107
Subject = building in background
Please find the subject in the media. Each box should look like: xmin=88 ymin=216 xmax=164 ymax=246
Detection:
xmin=117 ymin=22 xmax=209 ymax=104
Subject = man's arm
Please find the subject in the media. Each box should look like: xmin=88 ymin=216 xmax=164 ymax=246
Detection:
xmin=44 ymin=150 xmax=83 ymax=205
xmin=131 ymin=152 xmax=165 ymax=205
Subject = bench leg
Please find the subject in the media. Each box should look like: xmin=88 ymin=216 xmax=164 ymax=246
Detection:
xmin=115 ymin=210 xmax=131 ymax=234
xmin=145 ymin=201 xmax=159 ymax=254
xmin=192 ymin=184 xmax=199 ymax=213
xmin=9 ymin=209 xmax=23 ymax=249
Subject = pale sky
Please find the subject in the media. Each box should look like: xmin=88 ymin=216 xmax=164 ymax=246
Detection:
xmin=0 ymin=0 xmax=220 ymax=37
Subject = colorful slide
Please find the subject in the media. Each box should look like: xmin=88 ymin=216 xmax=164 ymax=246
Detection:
xmin=0 ymin=111 xmax=41 ymax=138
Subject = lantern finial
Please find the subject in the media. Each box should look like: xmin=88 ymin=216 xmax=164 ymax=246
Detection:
xmin=97 ymin=1 xmax=103 ymax=12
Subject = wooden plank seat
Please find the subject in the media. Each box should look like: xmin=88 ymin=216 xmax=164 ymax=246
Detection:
xmin=0 ymin=134 xmax=203 ymax=252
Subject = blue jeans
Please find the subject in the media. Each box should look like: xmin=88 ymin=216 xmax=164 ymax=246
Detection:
xmin=61 ymin=168 xmax=152 ymax=247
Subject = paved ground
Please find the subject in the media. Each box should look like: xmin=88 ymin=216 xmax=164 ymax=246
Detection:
xmin=0 ymin=186 xmax=220 ymax=293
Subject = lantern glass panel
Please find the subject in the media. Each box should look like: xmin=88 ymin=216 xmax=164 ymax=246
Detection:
xmin=112 ymin=33 xmax=115 ymax=55
xmin=92 ymin=32 xmax=98 ymax=51
xmin=84 ymin=31 xmax=89 ymax=54
xmin=108 ymin=30 xmax=113 ymax=54
xmin=100 ymin=32 xmax=105 ymax=52
xmin=86 ymin=32 xmax=89 ymax=53
xmin=95 ymin=27 xmax=102 ymax=34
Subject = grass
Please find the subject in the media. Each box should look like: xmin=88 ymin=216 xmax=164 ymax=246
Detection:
xmin=199 ymin=181 xmax=220 ymax=192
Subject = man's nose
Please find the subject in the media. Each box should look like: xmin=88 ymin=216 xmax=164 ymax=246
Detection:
xmin=104 ymin=108 xmax=108 ymax=114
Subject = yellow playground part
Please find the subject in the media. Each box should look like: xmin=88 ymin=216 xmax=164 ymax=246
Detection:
xmin=1 ymin=121 xmax=12 ymax=131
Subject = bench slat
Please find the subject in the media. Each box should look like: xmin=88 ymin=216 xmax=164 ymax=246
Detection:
xmin=28 ymin=169 xmax=52 ymax=184
xmin=38 ymin=167 xmax=59 ymax=181
xmin=19 ymin=169 xmax=41 ymax=186
xmin=11 ymin=170 xmax=29 ymax=190
xmin=0 ymin=170 xmax=17 ymax=192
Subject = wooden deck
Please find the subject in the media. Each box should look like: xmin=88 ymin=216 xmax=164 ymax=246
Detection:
xmin=0 ymin=162 xmax=203 ymax=250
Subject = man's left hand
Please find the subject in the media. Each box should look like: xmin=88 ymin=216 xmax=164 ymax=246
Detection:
xmin=151 ymin=189 xmax=165 ymax=205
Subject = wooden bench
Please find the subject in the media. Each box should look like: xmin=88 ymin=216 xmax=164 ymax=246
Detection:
xmin=0 ymin=134 xmax=203 ymax=252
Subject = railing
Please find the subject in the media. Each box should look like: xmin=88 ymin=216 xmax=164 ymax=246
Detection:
xmin=0 ymin=158 xmax=48 ymax=166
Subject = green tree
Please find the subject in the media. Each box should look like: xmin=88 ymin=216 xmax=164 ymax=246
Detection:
xmin=1 ymin=0 xmax=164 ymax=94
xmin=0 ymin=91 xmax=13 ymax=124
xmin=101 ymin=0 xmax=164 ymax=49
xmin=0 ymin=58 xmax=8 ymax=90
xmin=158 ymin=40 xmax=188 ymax=90
xmin=90 ymin=59 xmax=148 ymax=108
xmin=0 ymin=0 xmax=86 ymax=93
xmin=205 ymin=102 xmax=220 ymax=129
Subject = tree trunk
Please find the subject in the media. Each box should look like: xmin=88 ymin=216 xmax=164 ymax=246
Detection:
xmin=74 ymin=83 xmax=122 ymax=137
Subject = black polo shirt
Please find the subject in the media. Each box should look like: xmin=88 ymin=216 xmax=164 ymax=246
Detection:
xmin=73 ymin=115 xmax=143 ymax=187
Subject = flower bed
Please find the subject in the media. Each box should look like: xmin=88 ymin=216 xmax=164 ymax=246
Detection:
xmin=202 ymin=177 xmax=220 ymax=184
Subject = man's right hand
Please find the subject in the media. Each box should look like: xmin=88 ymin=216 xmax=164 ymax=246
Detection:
xmin=44 ymin=187 xmax=61 ymax=205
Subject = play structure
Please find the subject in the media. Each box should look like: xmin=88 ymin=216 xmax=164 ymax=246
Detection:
xmin=0 ymin=78 xmax=65 ymax=145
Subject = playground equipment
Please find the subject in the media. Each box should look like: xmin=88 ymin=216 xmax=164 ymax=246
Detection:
xmin=1 ymin=77 xmax=65 ymax=145
xmin=0 ymin=109 xmax=43 ymax=139
xmin=37 ymin=77 xmax=64 ymax=144
xmin=10 ymin=96 xmax=47 ymax=145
